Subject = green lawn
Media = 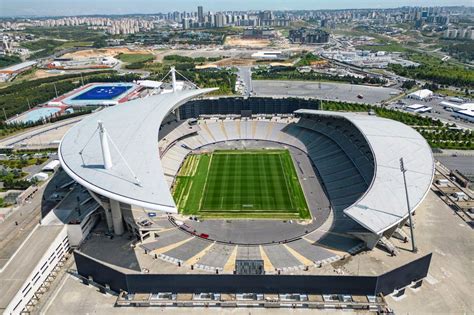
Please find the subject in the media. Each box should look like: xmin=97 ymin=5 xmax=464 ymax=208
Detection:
xmin=115 ymin=53 xmax=155 ymax=63
xmin=173 ymin=150 xmax=311 ymax=219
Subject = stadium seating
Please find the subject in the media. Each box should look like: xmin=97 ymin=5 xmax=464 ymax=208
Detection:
xmin=291 ymin=116 xmax=375 ymax=212
xmin=159 ymin=115 xmax=375 ymax=213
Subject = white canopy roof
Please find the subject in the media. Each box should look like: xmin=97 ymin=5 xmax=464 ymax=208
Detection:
xmin=408 ymin=89 xmax=433 ymax=99
xmin=59 ymin=88 xmax=216 ymax=212
xmin=295 ymin=109 xmax=434 ymax=235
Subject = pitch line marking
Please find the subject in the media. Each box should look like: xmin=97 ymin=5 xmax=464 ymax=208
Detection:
xmin=198 ymin=153 xmax=213 ymax=211
xmin=278 ymin=153 xmax=295 ymax=211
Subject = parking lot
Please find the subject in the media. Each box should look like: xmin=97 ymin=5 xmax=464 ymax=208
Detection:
xmin=388 ymin=96 xmax=473 ymax=130
xmin=253 ymin=80 xmax=399 ymax=105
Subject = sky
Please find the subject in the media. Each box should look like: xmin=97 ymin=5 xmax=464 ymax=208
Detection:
xmin=0 ymin=0 xmax=472 ymax=17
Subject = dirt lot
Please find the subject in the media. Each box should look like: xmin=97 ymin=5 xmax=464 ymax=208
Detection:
xmin=224 ymin=36 xmax=272 ymax=48
xmin=212 ymin=58 xmax=254 ymax=67
xmin=61 ymin=47 xmax=154 ymax=60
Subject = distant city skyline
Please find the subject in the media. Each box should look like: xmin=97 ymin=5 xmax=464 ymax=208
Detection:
xmin=1 ymin=0 xmax=472 ymax=17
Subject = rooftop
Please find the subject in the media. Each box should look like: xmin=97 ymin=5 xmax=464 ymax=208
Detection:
xmin=295 ymin=109 xmax=434 ymax=235
xmin=59 ymin=88 xmax=216 ymax=212
xmin=0 ymin=61 xmax=37 ymax=72
xmin=0 ymin=225 xmax=64 ymax=311
xmin=408 ymin=89 xmax=433 ymax=99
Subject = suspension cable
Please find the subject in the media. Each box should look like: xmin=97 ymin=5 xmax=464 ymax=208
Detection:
xmin=106 ymin=133 xmax=142 ymax=186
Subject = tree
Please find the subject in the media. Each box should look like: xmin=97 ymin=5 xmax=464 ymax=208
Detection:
xmin=402 ymin=80 xmax=416 ymax=90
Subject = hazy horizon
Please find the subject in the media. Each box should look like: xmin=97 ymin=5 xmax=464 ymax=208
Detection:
xmin=0 ymin=0 xmax=472 ymax=18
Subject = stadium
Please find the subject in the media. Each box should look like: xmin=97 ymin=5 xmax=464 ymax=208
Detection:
xmin=57 ymin=82 xmax=435 ymax=306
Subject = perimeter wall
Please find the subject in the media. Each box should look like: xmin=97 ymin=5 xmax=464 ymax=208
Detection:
xmin=179 ymin=97 xmax=319 ymax=119
xmin=74 ymin=251 xmax=431 ymax=296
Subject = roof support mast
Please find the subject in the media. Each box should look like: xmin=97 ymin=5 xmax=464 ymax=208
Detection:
xmin=98 ymin=120 xmax=113 ymax=170
xmin=171 ymin=66 xmax=177 ymax=93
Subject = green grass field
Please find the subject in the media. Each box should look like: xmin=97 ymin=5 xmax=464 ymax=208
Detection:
xmin=173 ymin=150 xmax=311 ymax=219
xmin=115 ymin=53 xmax=155 ymax=63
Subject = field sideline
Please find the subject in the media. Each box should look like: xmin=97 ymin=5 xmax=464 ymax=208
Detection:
xmin=172 ymin=149 xmax=311 ymax=219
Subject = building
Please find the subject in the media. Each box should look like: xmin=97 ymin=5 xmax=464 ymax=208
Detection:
xmin=405 ymin=104 xmax=432 ymax=113
xmin=215 ymin=13 xmax=226 ymax=28
xmin=439 ymin=102 xmax=474 ymax=122
xmin=182 ymin=18 xmax=190 ymax=30
xmin=0 ymin=61 xmax=37 ymax=80
xmin=251 ymin=51 xmax=285 ymax=60
xmin=289 ymin=28 xmax=330 ymax=44
xmin=243 ymin=28 xmax=274 ymax=39
xmin=59 ymin=91 xmax=433 ymax=250
xmin=52 ymin=89 xmax=435 ymax=309
xmin=452 ymin=109 xmax=474 ymax=122
xmin=407 ymin=89 xmax=433 ymax=100
xmin=443 ymin=27 xmax=473 ymax=40
xmin=197 ymin=6 xmax=204 ymax=23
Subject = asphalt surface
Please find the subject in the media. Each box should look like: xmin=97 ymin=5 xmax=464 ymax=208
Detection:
xmin=237 ymin=66 xmax=252 ymax=97
xmin=0 ymin=115 xmax=85 ymax=149
xmin=0 ymin=225 xmax=64 ymax=311
xmin=0 ymin=169 xmax=71 ymax=269
xmin=253 ymin=80 xmax=398 ymax=105
xmin=435 ymin=155 xmax=474 ymax=176
xmin=38 ymin=190 xmax=474 ymax=314
xmin=388 ymin=97 xmax=473 ymax=130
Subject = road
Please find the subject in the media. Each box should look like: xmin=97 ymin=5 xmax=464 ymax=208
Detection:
xmin=0 ymin=169 xmax=71 ymax=269
xmin=237 ymin=66 xmax=253 ymax=97
xmin=0 ymin=115 xmax=87 ymax=149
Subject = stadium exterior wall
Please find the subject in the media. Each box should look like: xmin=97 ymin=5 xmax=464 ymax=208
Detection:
xmin=74 ymin=250 xmax=432 ymax=296
xmin=179 ymin=97 xmax=319 ymax=119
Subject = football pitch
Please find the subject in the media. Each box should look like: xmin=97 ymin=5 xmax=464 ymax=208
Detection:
xmin=172 ymin=149 xmax=311 ymax=219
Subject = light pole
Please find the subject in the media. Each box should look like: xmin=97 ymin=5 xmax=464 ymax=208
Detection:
xmin=53 ymin=82 xmax=59 ymax=98
xmin=400 ymin=158 xmax=417 ymax=253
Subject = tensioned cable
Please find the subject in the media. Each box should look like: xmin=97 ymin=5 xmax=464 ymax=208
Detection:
xmin=78 ymin=124 xmax=141 ymax=186
xmin=78 ymin=126 xmax=99 ymax=166
xmin=106 ymin=132 xmax=142 ymax=186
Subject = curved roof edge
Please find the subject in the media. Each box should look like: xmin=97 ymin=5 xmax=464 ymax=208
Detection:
xmin=59 ymin=88 xmax=217 ymax=212
xmin=295 ymin=109 xmax=435 ymax=235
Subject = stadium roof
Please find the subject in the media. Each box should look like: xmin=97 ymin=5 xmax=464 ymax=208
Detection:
xmin=295 ymin=109 xmax=434 ymax=235
xmin=60 ymin=95 xmax=433 ymax=235
xmin=59 ymin=88 xmax=216 ymax=212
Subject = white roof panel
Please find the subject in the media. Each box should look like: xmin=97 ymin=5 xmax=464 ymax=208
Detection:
xmin=0 ymin=61 xmax=37 ymax=72
xmin=295 ymin=109 xmax=434 ymax=235
xmin=59 ymin=88 xmax=216 ymax=212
